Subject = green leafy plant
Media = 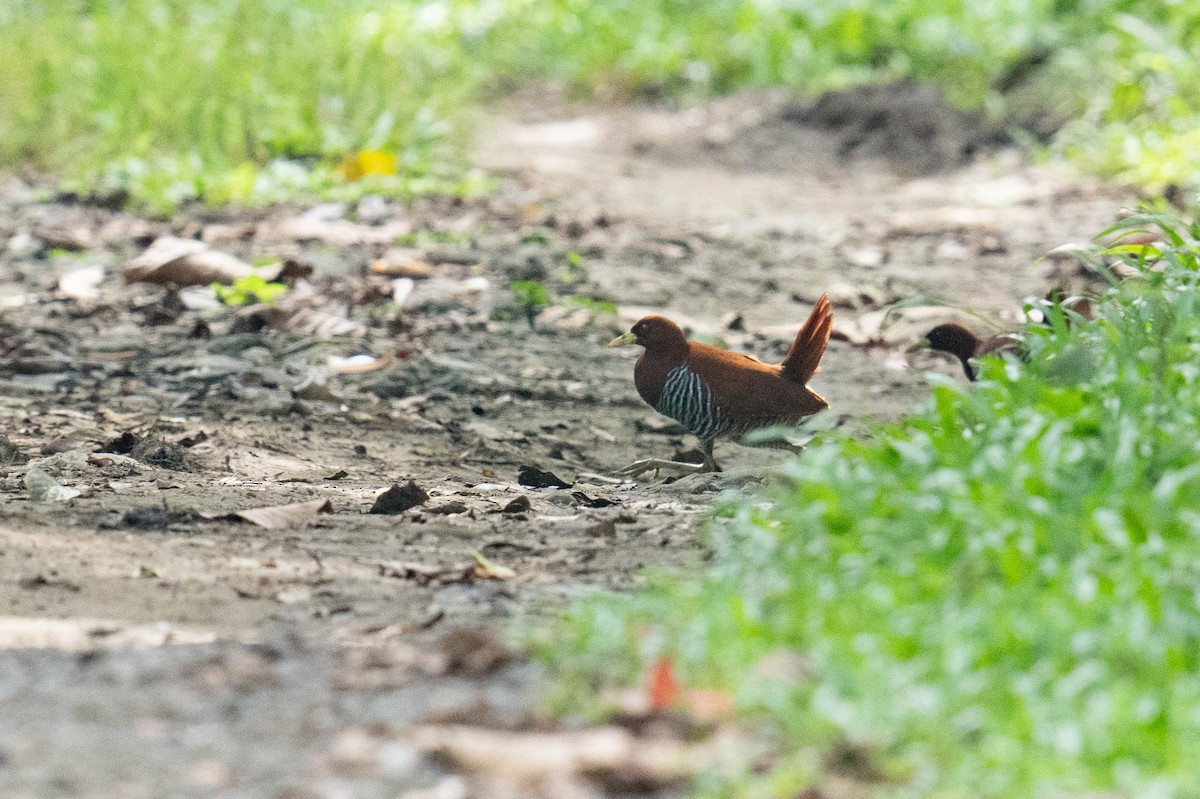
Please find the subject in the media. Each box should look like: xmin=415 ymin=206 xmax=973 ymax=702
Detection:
xmin=212 ymin=275 xmax=288 ymax=306
xmin=560 ymin=251 xmax=590 ymax=284
xmin=564 ymin=294 xmax=617 ymax=316
xmin=507 ymin=280 xmax=552 ymax=324
xmin=394 ymin=229 xmax=470 ymax=247
xmin=540 ymin=214 xmax=1200 ymax=797
xmin=518 ymin=230 xmax=553 ymax=245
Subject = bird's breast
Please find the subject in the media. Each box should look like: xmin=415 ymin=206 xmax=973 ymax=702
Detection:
xmin=654 ymin=365 xmax=729 ymax=440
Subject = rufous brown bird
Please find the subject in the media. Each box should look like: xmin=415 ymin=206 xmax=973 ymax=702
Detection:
xmin=922 ymin=324 xmax=1020 ymax=381
xmin=923 ymin=290 xmax=1094 ymax=380
xmin=608 ymin=295 xmax=832 ymax=475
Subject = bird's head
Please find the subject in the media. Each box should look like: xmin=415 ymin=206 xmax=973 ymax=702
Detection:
xmin=920 ymin=323 xmax=981 ymax=361
xmin=609 ymin=315 xmax=688 ymax=354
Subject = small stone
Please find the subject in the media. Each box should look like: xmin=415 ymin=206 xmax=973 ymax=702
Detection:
xmin=436 ymin=626 xmax=510 ymax=677
xmin=501 ymin=496 xmax=531 ymax=513
xmin=25 ymin=467 xmax=80 ymax=502
xmin=934 ymin=239 xmax=972 ymax=261
xmin=585 ymin=519 xmax=618 ymax=537
xmin=844 ymin=245 xmax=886 ymax=268
xmin=979 ymin=234 xmax=1006 ymax=254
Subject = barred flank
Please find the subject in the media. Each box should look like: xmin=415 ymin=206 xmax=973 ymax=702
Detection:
xmin=655 ymin=366 xmax=730 ymax=441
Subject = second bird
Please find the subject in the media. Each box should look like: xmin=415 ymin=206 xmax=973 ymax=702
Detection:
xmin=609 ymin=295 xmax=833 ymax=473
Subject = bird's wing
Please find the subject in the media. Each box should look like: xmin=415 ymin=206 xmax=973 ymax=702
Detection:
xmin=978 ymin=333 xmax=1023 ymax=357
xmin=779 ymin=294 xmax=832 ymax=385
xmin=687 ymin=345 xmax=828 ymax=425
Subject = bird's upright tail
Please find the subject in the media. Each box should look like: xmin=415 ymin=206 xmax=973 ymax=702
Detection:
xmin=779 ymin=294 xmax=832 ymax=386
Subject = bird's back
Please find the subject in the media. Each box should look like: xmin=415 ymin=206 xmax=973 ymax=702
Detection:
xmin=684 ymin=343 xmax=827 ymax=433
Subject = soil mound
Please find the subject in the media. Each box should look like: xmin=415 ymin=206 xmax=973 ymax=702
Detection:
xmin=785 ymin=81 xmax=1007 ymax=173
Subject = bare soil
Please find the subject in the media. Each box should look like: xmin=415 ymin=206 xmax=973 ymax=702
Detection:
xmin=0 ymin=89 xmax=1132 ymax=798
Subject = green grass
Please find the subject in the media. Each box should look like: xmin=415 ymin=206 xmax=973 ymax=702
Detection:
xmin=537 ymin=214 xmax=1200 ymax=797
xmin=0 ymin=1 xmax=1196 ymax=211
xmin=0 ymin=0 xmax=491 ymax=211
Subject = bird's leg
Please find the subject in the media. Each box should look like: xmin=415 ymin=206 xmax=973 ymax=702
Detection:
xmin=612 ymin=458 xmax=708 ymax=479
xmin=613 ymin=438 xmax=720 ymax=480
xmin=701 ymin=438 xmax=722 ymax=473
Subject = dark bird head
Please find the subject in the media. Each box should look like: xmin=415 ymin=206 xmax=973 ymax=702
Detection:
xmin=924 ymin=323 xmax=981 ymax=361
xmin=922 ymin=323 xmax=983 ymax=380
xmin=609 ymin=315 xmax=689 ymax=359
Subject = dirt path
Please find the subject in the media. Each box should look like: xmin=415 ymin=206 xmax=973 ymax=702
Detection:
xmin=0 ymin=91 xmax=1132 ymax=797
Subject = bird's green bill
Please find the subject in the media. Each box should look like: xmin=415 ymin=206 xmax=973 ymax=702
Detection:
xmin=907 ymin=338 xmax=931 ymax=353
xmin=608 ymin=332 xmax=638 ymax=347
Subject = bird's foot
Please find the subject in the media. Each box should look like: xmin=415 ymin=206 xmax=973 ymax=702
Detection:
xmin=612 ymin=458 xmax=712 ymax=480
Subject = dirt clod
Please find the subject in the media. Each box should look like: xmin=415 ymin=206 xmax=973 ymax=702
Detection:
xmin=131 ymin=437 xmax=192 ymax=471
xmin=370 ymin=481 xmax=430 ymax=514
xmin=100 ymin=431 xmax=140 ymax=454
xmin=0 ymin=434 xmax=27 ymax=465
xmin=517 ymin=465 xmax=572 ymax=489
xmin=436 ymin=626 xmax=511 ymax=677
xmin=115 ymin=505 xmax=193 ymax=532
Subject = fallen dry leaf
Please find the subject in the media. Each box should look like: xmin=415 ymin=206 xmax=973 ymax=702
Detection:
xmin=471 ymin=550 xmax=516 ymax=580
xmin=34 ymin=224 xmax=94 ymax=251
xmin=0 ymin=616 xmax=215 ymax=651
xmin=218 ymin=498 xmax=333 ymax=529
xmin=371 ymin=248 xmax=436 ymax=278
xmin=328 ymin=354 xmax=391 ymax=374
xmin=392 ymin=277 xmax=416 ymax=305
xmin=648 ymin=657 xmax=680 ymax=711
xmin=407 ymin=724 xmax=692 ymax=790
xmin=58 ymin=265 xmax=105 ymax=300
xmin=269 ymin=216 xmax=410 ymax=246
xmin=275 ymin=586 xmax=312 ymax=605
xmin=125 ymin=237 xmax=259 ymax=286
